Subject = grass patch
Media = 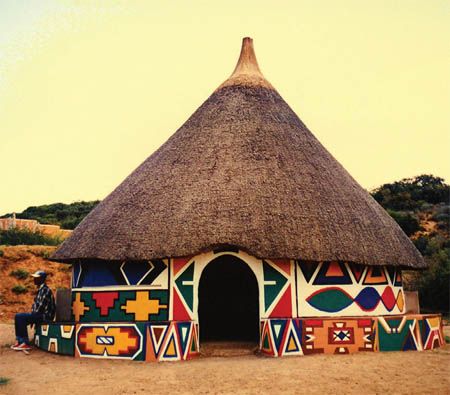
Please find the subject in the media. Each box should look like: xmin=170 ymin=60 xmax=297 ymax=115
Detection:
xmin=11 ymin=285 xmax=28 ymax=294
xmin=10 ymin=268 xmax=29 ymax=280
xmin=39 ymin=249 xmax=52 ymax=259
xmin=0 ymin=377 xmax=10 ymax=385
xmin=445 ymin=336 xmax=450 ymax=344
xmin=0 ymin=227 xmax=62 ymax=246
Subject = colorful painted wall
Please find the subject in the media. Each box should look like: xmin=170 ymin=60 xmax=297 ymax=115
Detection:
xmin=35 ymin=323 xmax=75 ymax=355
xmin=260 ymin=314 xmax=444 ymax=357
xmin=35 ymin=314 xmax=443 ymax=360
xmin=56 ymin=249 xmax=443 ymax=361
xmin=71 ymin=250 xmax=406 ymax=325
xmin=297 ymin=261 xmax=405 ymax=316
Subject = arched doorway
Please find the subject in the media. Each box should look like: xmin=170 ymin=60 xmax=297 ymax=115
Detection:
xmin=198 ymin=255 xmax=259 ymax=343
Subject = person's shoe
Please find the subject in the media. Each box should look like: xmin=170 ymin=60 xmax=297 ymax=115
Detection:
xmin=10 ymin=342 xmax=20 ymax=349
xmin=12 ymin=343 xmax=31 ymax=351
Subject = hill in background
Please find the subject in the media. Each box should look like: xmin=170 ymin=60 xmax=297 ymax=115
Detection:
xmin=1 ymin=201 xmax=99 ymax=230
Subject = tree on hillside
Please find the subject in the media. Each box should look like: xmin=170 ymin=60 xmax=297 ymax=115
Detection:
xmin=1 ymin=200 xmax=99 ymax=230
xmin=371 ymin=174 xmax=449 ymax=211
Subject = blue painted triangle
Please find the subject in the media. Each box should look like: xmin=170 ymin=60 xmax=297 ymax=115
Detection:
xmin=269 ymin=319 xmax=287 ymax=349
xmin=176 ymin=322 xmax=191 ymax=355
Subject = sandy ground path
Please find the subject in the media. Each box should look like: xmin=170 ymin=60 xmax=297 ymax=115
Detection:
xmin=0 ymin=324 xmax=449 ymax=395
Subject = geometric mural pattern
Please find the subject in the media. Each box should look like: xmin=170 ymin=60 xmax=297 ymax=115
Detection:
xmin=302 ymin=318 xmax=375 ymax=354
xmin=35 ymin=314 xmax=443 ymax=360
xmin=145 ymin=321 xmax=200 ymax=362
xmin=297 ymin=261 xmax=405 ymax=316
xmin=73 ymin=259 xmax=168 ymax=288
xmin=260 ymin=314 xmax=443 ymax=357
xmin=171 ymin=258 xmax=195 ymax=321
xmin=42 ymin=251 xmax=440 ymax=363
xmin=419 ymin=316 xmax=445 ymax=350
xmin=260 ymin=318 xmax=303 ymax=357
xmin=75 ymin=323 xmax=145 ymax=360
xmin=306 ymin=286 xmax=405 ymax=313
xmin=71 ymin=290 xmax=169 ymax=322
xmin=377 ymin=316 xmax=423 ymax=352
xmin=262 ymin=259 xmax=294 ymax=318
xmin=35 ymin=323 xmax=75 ymax=355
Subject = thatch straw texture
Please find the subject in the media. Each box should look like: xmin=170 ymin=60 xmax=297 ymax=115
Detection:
xmin=52 ymin=38 xmax=425 ymax=268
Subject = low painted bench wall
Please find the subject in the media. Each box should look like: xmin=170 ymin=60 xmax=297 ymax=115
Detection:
xmin=260 ymin=314 xmax=444 ymax=356
xmin=35 ymin=321 xmax=199 ymax=361
xmin=35 ymin=314 xmax=444 ymax=361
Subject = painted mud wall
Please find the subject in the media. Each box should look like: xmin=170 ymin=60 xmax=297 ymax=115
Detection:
xmin=63 ymin=249 xmax=420 ymax=361
xmin=260 ymin=315 xmax=444 ymax=357
xmin=296 ymin=261 xmax=405 ymax=316
xmin=169 ymin=250 xmax=405 ymax=321
xmin=71 ymin=249 xmax=405 ymax=324
xmin=36 ymin=314 xmax=444 ymax=360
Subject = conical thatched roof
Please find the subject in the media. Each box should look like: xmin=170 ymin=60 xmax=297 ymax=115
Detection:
xmin=52 ymin=37 xmax=426 ymax=268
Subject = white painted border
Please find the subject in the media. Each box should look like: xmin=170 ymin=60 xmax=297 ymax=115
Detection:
xmin=120 ymin=260 xmax=155 ymax=286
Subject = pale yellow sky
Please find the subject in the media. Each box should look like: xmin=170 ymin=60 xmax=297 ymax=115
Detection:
xmin=0 ymin=1 xmax=448 ymax=213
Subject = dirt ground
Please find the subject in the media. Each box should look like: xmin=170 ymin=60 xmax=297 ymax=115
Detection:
xmin=0 ymin=324 xmax=449 ymax=395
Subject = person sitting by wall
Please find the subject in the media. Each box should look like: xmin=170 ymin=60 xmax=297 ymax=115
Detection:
xmin=11 ymin=270 xmax=56 ymax=351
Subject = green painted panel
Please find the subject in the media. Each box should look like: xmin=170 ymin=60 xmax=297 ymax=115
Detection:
xmin=378 ymin=318 xmax=418 ymax=351
xmin=263 ymin=261 xmax=288 ymax=311
xmin=36 ymin=323 xmax=75 ymax=355
xmin=72 ymin=290 xmax=169 ymax=322
xmin=175 ymin=262 xmax=194 ymax=310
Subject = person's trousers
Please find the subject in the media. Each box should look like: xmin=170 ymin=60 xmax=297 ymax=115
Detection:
xmin=14 ymin=312 xmax=43 ymax=344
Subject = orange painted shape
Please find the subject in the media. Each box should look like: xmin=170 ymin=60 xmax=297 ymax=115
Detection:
xmin=145 ymin=327 xmax=157 ymax=362
xmin=72 ymin=293 xmax=89 ymax=322
xmin=287 ymin=335 xmax=297 ymax=351
xmin=165 ymin=337 xmax=176 ymax=356
xmin=121 ymin=291 xmax=167 ymax=321
xmin=326 ymin=261 xmax=344 ymax=277
xmin=78 ymin=326 xmax=139 ymax=356
xmin=396 ymin=290 xmax=405 ymax=311
xmin=364 ymin=267 xmax=388 ymax=284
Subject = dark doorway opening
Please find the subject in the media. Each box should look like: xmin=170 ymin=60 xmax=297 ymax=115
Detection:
xmin=198 ymin=255 xmax=259 ymax=343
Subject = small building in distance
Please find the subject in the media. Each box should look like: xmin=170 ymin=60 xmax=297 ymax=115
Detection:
xmin=0 ymin=214 xmax=72 ymax=239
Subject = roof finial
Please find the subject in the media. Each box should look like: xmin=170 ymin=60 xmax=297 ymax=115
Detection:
xmin=232 ymin=37 xmax=262 ymax=76
xmin=216 ymin=37 xmax=274 ymax=91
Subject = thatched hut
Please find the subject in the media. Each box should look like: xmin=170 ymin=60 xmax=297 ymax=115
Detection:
xmin=36 ymin=38 xmax=444 ymax=361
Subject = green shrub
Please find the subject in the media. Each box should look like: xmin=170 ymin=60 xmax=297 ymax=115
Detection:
xmin=415 ymin=248 xmax=450 ymax=313
xmin=0 ymin=227 xmax=62 ymax=246
xmin=34 ymin=249 xmax=52 ymax=259
xmin=10 ymin=269 xmax=29 ymax=280
xmin=387 ymin=210 xmax=422 ymax=236
xmin=0 ymin=249 xmax=3 ymax=257
xmin=11 ymin=285 xmax=28 ymax=294
xmin=1 ymin=200 xmax=99 ymax=230
xmin=0 ymin=377 xmax=10 ymax=386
